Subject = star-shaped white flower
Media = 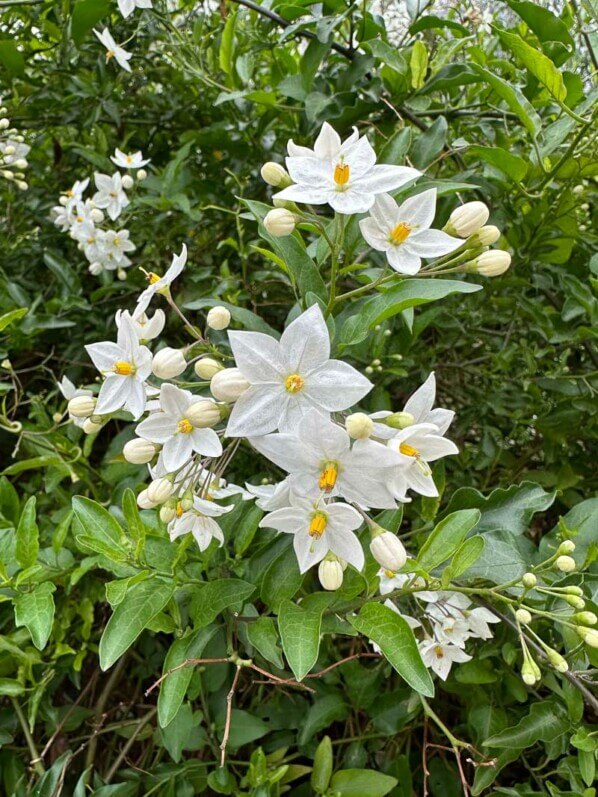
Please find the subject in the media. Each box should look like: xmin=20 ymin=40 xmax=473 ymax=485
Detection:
xmin=371 ymin=372 xmax=454 ymax=440
xmin=100 ymin=229 xmax=136 ymax=267
xmin=111 ymin=147 xmax=150 ymax=169
xmin=117 ymin=0 xmax=153 ymax=19
xmin=94 ymin=28 xmax=132 ymax=73
xmin=419 ymin=639 xmax=471 ymax=681
xmin=225 ymin=304 xmax=372 ymax=437
xmin=244 ymin=479 xmax=292 ymax=511
xmin=359 ymin=189 xmax=461 ymax=274
xmin=259 ymin=495 xmax=364 ymax=573
xmin=116 ymin=308 xmax=165 ymax=341
xmin=286 ymin=121 xmax=358 ymax=158
xmin=92 ymin=172 xmax=130 ymax=221
xmin=136 ymin=244 xmax=187 ymax=316
xmin=250 ymin=409 xmax=401 ymax=509
xmin=85 ymin=314 xmax=152 ymax=419
xmin=386 ymin=422 xmax=458 ymax=500
xmin=275 ymin=123 xmax=420 ymax=215
xmin=135 ymin=384 xmax=223 ymax=473
xmin=168 ymin=496 xmax=232 ymax=552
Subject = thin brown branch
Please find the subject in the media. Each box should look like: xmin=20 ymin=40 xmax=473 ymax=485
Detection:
xmin=145 ymin=657 xmax=229 ymax=696
xmin=220 ymin=666 xmax=242 ymax=768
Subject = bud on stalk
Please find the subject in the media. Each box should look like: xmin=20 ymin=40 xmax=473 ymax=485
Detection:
xmin=445 ymin=201 xmax=490 ymax=237
xmin=194 ymin=357 xmax=224 ymax=380
xmin=318 ymin=558 xmax=344 ymax=591
xmin=206 ymin=306 xmax=231 ymax=331
xmin=369 ymin=527 xmax=407 ymax=571
xmin=264 ymin=208 xmax=297 ymax=237
xmin=68 ymin=395 xmax=97 ymax=418
xmin=152 ymin=347 xmax=187 ymax=379
xmin=123 ymin=438 xmax=159 ymax=464
xmin=210 ymin=367 xmax=250 ymax=402
xmin=260 ymin=161 xmax=292 ymax=188
xmin=345 ymin=412 xmax=374 ymax=440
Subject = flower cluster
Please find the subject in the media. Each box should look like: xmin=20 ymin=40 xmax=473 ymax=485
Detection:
xmin=93 ymin=1 xmax=154 ymax=75
xmin=50 ymin=148 xmax=148 ymax=276
xmin=0 ymin=99 xmax=30 ymax=192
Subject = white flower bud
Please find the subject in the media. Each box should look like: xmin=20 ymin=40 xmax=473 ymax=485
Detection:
xmin=370 ymin=530 xmax=407 ymax=571
xmin=522 ymin=572 xmax=537 ymax=588
xmin=260 ymin=161 xmax=292 ymax=188
xmin=471 ymin=225 xmax=500 ymax=245
xmin=147 ymin=477 xmax=174 ymax=504
xmin=68 ymin=395 xmax=97 ymax=418
xmin=210 ymin=367 xmax=250 ymax=402
xmin=564 ymin=595 xmax=585 ymax=610
xmin=574 ymin=611 xmax=597 ymax=626
xmin=1 ymin=170 xmax=14 ymax=180
xmin=0 ymin=118 xmax=10 ymax=130
xmin=152 ymin=347 xmax=187 ymax=379
xmin=160 ymin=503 xmax=177 ymax=523
xmin=557 ymin=540 xmax=575 ymax=555
xmin=90 ymin=208 xmax=104 ymax=223
xmin=186 ymin=399 xmax=222 ymax=428
xmin=58 ymin=195 xmax=69 ymax=206
xmin=207 ymin=306 xmax=231 ymax=331
xmin=82 ymin=417 xmax=104 ymax=434
xmin=89 ymin=262 xmax=103 ymax=276
xmin=383 ymin=411 xmax=415 ymax=430
xmin=446 ymin=201 xmax=490 ymax=237
xmin=345 ymin=412 xmax=374 ymax=440
xmin=194 ymin=357 xmax=224 ymax=381
xmin=121 ymin=174 xmax=134 ymax=190
xmin=555 ymin=555 xmax=576 ymax=573
xmin=117 ymin=268 xmax=127 ymax=281
xmin=16 ymin=181 xmax=28 ymax=191
xmin=521 ymin=656 xmax=541 ymax=685
xmin=515 ymin=608 xmax=532 ymax=625
xmin=577 ymin=627 xmax=598 ymax=648
xmin=469 ymin=250 xmax=511 ymax=276
xmin=318 ymin=559 xmax=344 ymax=591
xmin=137 ymin=488 xmax=157 ymax=509
xmin=14 ymin=159 xmax=28 ymax=170
xmin=546 ymin=649 xmax=568 ymax=673
xmin=123 ymin=438 xmax=159 ymax=464
xmin=137 ymin=168 xmax=147 ymax=181
xmin=264 ymin=208 xmax=296 ymax=237
xmin=4 ymin=145 xmax=15 ymax=156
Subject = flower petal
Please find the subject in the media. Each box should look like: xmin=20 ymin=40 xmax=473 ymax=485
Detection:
xmin=404 ymin=373 xmax=436 ymax=423
xmin=125 ymin=378 xmax=147 ymax=420
xmin=228 ymin=330 xmax=284 ymax=383
xmin=343 ymin=135 xmax=377 ymax=179
xmin=313 ymin=122 xmax=341 ymax=160
xmin=162 ymin=434 xmax=193 ymax=472
xmin=294 ymin=529 xmax=327 ymax=572
xmin=160 ymin=383 xmax=191 ymax=418
xmin=190 ymin=427 xmax=223 ymax=458
xmin=249 ymin=431 xmax=304 ymax=474
xmin=328 ymin=189 xmax=375 ymax=215
xmin=285 ymin=155 xmax=331 ymax=188
xmin=356 ymin=165 xmax=421 ymax=195
xmin=359 ymin=216 xmax=390 ymax=251
xmin=225 ymin=384 xmax=287 ymax=437
xmin=85 ymin=341 xmax=121 ymax=373
xmin=280 ymin=304 xmax=330 ymax=374
xmin=407 ymin=229 xmax=462 ymax=258
xmin=136 ymin=412 xmax=177 ymax=443
xmin=306 ymin=360 xmax=373 ymax=410
xmin=259 ymin=507 xmax=303 ymax=534
xmin=273 ymin=185 xmax=330 ymax=205
xmin=326 ymin=526 xmax=364 ymax=571
xmin=95 ymin=375 xmax=127 ymax=414
xmin=396 ymin=188 xmax=437 ymax=230
xmin=386 ymin=245 xmax=422 ymax=275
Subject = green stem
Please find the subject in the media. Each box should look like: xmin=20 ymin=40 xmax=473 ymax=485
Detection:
xmin=419 ymin=696 xmax=471 ymax=750
xmin=12 ymin=698 xmax=45 ymax=776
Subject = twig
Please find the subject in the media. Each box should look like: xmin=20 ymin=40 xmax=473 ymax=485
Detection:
xmin=84 ymin=655 xmax=128 ymax=778
xmin=40 ymin=671 xmax=98 ymax=760
xmin=422 ymin=714 xmax=430 ymax=797
xmin=220 ymin=665 xmax=242 ymax=768
xmin=145 ymin=657 xmax=229 ymax=696
xmin=305 ymin=652 xmax=382 ymax=678
xmin=11 ymin=698 xmax=45 ymax=776
xmin=105 ymin=708 xmax=157 ymax=784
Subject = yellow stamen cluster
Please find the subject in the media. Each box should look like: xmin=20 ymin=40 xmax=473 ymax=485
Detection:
xmin=148 ymin=272 xmax=161 ymax=285
xmin=114 ymin=360 xmax=135 ymax=376
xmin=333 ymin=163 xmax=350 ymax=186
xmin=399 ymin=442 xmax=419 ymax=458
xmin=309 ymin=511 xmax=328 ymax=539
xmin=176 ymin=502 xmax=184 ymax=518
xmin=389 ymin=222 xmax=412 ymax=245
xmin=285 ymin=373 xmax=304 ymax=393
xmin=177 ymin=418 xmax=194 ymax=434
xmin=319 ymin=462 xmax=338 ymax=492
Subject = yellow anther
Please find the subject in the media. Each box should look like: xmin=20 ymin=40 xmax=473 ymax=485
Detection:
xmin=114 ymin=360 xmax=135 ymax=376
xmin=106 ymin=50 xmax=114 ymax=60
xmin=126 ymin=155 xmax=133 ymax=164
xmin=384 ymin=569 xmax=395 ymax=578
xmin=285 ymin=373 xmax=304 ymax=393
xmin=399 ymin=443 xmax=419 ymax=458
xmin=319 ymin=462 xmax=338 ymax=492
xmin=177 ymin=418 xmax=193 ymax=434
xmin=333 ymin=163 xmax=350 ymax=186
xmin=176 ymin=502 xmax=184 ymax=518
xmin=309 ymin=511 xmax=328 ymax=539
xmin=434 ymin=646 xmax=444 ymax=659
xmin=147 ymin=272 xmax=161 ymax=285
xmin=113 ymin=237 xmax=120 ymax=246
xmin=389 ymin=221 xmax=412 ymax=245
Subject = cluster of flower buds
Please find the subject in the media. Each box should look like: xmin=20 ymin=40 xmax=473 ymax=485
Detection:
xmin=0 ymin=100 xmax=30 ymax=191
xmin=50 ymin=148 xmax=149 ymax=277
xmin=443 ymin=201 xmax=511 ymax=276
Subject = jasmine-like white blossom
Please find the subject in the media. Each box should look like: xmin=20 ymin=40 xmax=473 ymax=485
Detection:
xmin=92 ymin=172 xmax=130 ymax=221
xmin=420 ymin=639 xmax=472 ymax=681
xmin=93 ymin=28 xmax=133 ymax=73
xmin=387 ymin=422 xmax=458 ymax=500
xmin=111 ymin=147 xmax=150 ymax=169
xmin=250 ymin=409 xmax=400 ymax=509
xmin=225 ymin=304 xmax=372 ymax=437
xmin=85 ymin=314 xmax=152 ymax=419
xmin=135 ymin=384 xmax=223 ymax=472
xmin=359 ymin=189 xmax=461 ymax=274
xmin=168 ymin=496 xmax=233 ymax=551
xmin=260 ymin=495 xmax=364 ymax=573
xmin=116 ymin=308 xmax=165 ymax=341
xmin=136 ymin=244 xmax=187 ymax=316
xmin=117 ymin=0 xmax=153 ymax=18
xmin=275 ymin=123 xmax=420 ymax=215
xmin=371 ymin=372 xmax=454 ymax=439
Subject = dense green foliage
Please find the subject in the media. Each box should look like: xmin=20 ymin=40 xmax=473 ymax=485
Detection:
xmin=0 ymin=1 xmax=596 ymax=795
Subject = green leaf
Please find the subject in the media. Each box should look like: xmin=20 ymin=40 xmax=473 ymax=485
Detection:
xmin=411 ymin=117 xmax=447 ymax=169
xmin=158 ymin=626 xmax=219 ymax=728
xmin=417 ymin=509 xmax=481 ymax=572
xmin=0 ymin=307 xmax=27 ymax=332
xmin=260 ymin=543 xmax=303 ymax=611
xmin=219 ymin=11 xmax=237 ymax=77
xmin=463 ymin=530 xmax=535 ymax=585
xmin=471 ymin=64 xmax=542 ymax=137
xmin=0 ymin=678 xmax=25 ymax=696
xmin=339 ymin=279 xmax=482 ymax=346
xmin=410 ymin=41 xmax=428 ymax=89
xmin=99 ymin=578 xmax=174 ymax=670
xmin=13 ymin=582 xmax=56 ymax=650
xmin=0 ymin=476 xmax=20 ymax=526
xmin=496 ymin=28 xmax=566 ymax=102
xmin=121 ymin=488 xmax=146 ymax=558
xmin=71 ymin=0 xmax=110 ymax=46
xmin=278 ymin=593 xmax=331 ymax=680
xmin=484 ymin=701 xmax=570 ymax=749
xmin=466 ymin=145 xmax=528 ymax=183
xmin=311 ymin=736 xmax=333 ymax=794
xmin=506 ymin=0 xmax=574 ymax=47
xmin=348 ymin=603 xmax=434 ymax=697
xmin=191 ymin=579 xmax=255 ymax=627
xmin=441 ymin=536 xmax=485 ymax=587
xmin=246 ymin=616 xmax=283 ymax=669
xmin=159 ymin=702 xmax=203 ymax=763
xmin=72 ymin=496 xmax=129 ymax=558
xmin=15 ymin=496 xmax=39 ymax=569
xmin=0 ymin=41 xmax=25 ymax=78
xmin=410 ymin=16 xmax=468 ymax=36
xmin=330 ymin=769 xmax=398 ymax=797
xmin=298 ymin=694 xmax=349 ymax=745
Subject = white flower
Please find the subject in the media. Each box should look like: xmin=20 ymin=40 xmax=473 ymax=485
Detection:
xmin=85 ymin=314 xmax=152 ymax=419
xmin=135 ymin=383 xmax=223 ymax=472
xmin=225 ymin=304 xmax=372 ymax=437
xmin=92 ymin=171 xmax=129 ymax=221
xmin=111 ymin=147 xmax=151 ymax=169
xmin=377 ymin=569 xmax=438 ymax=602
xmin=420 ymin=640 xmax=471 ymax=681
xmin=117 ymin=0 xmax=153 ymax=17
xmin=136 ymin=244 xmax=187 ymax=316
xmin=116 ymin=308 xmax=165 ymax=341
xmin=359 ymin=189 xmax=461 ymax=274
xmin=387 ymin=422 xmax=458 ymax=500
xmin=0 ymin=139 xmax=30 ymax=166
xmin=62 ymin=177 xmax=89 ymax=207
xmin=260 ymin=495 xmax=364 ymax=573
xmin=250 ymin=409 xmax=400 ymax=509
xmin=275 ymin=123 xmax=420 ymax=215
xmin=101 ymin=229 xmax=136 ymax=266
xmin=286 ymin=121 xmax=358 ymax=158
xmin=464 ymin=606 xmax=500 ymax=640
xmin=168 ymin=496 xmax=233 ymax=552
xmin=58 ymin=376 xmax=94 ymax=429
xmin=371 ymin=372 xmax=454 ymax=440
xmin=244 ymin=479 xmax=293 ymax=511
xmin=93 ymin=28 xmax=132 ymax=73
